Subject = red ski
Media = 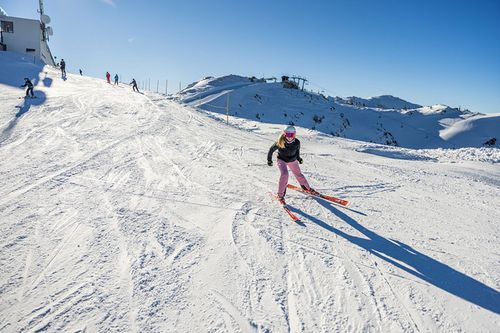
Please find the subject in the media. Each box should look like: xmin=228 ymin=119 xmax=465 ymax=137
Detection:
xmin=287 ymin=184 xmax=351 ymax=207
xmin=269 ymin=193 xmax=301 ymax=222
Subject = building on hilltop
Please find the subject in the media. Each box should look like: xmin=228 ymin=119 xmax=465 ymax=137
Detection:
xmin=0 ymin=3 xmax=55 ymax=66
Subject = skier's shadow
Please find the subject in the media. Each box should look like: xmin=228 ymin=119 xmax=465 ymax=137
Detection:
xmin=14 ymin=91 xmax=46 ymax=117
xmin=1 ymin=91 xmax=47 ymax=144
xmin=288 ymin=200 xmax=500 ymax=314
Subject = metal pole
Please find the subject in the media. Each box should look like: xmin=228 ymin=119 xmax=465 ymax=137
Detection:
xmin=156 ymin=80 xmax=159 ymax=93
xmin=148 ymin=78 xmax=151 ymax=91
xmin=226 ymin=92 xmax=230 ymax=125
xmin=165 ymin=79 xmax=168 ymax=95
xmin=39 ymin=0 xmax=45 ymax=15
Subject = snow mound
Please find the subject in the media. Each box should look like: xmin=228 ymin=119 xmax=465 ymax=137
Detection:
xmin=358 ymin=145 xmax=500 ymax=164
xmin=440 ymin=113 xmax=500 ymax=147
xmin=178 ymin=75 xmax=254 ymax=104
xmin=0 ymin=51 xmax=46 ymax=87
xmin=421 ymin=147 xmax=500 ymax=163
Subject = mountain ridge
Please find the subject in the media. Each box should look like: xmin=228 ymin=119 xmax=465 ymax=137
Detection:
xmin=176 ymin=75 xmax=498 ymax=149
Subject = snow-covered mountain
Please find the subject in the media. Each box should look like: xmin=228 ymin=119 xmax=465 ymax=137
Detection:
xmin=339 ymin=95 xmax=422 ymax=110
xmin=176 ymin=75 xmax=499 ymax=149
xmin=1 ymin=52 xmax=499 ymax=332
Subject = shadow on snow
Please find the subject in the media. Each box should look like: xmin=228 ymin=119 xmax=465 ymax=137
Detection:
xmin=288 ymin=200 xmax=500 ymax=314
xmin=0 ymin=53 xmax=49 ymax=144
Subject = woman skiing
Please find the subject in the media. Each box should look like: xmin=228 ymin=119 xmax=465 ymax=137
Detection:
xmin=267 ymin=125 xmax=318 ymax=203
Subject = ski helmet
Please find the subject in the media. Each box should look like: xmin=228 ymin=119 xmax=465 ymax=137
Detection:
xmin=284 ymin=125 xmax=296 ymax=140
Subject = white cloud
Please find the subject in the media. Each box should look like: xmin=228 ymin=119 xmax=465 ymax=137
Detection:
xmin=128 ymin=38 xmax=135 ymax=43
xmin=100 ymin=0 xmax=116 ymax=7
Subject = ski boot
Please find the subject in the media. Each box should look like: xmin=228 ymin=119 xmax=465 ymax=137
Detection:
xmin=301 ymin=185 xmax=319 ymax=196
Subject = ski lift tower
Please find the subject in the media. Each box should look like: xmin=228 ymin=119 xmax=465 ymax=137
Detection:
xmin=291 ymin=76 xmax=308 ymax=91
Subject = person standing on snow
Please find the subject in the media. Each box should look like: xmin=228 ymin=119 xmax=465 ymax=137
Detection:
xmin=60 ymin=59 xmax=66 ymax=76
xmin=114 ymin=74 xmax=119 ymax=85
xmin=130 ymin=78 xmax=139 ymax=92
xmin=267 ymin=125 xmax=318 ymax=203
xmin=106 ymin=71 xmax=111 ymax=84
xmin=79 ymin=69 xmax=83 ymax=75
xmin=20 ymin=78 xmax=35 ymax=98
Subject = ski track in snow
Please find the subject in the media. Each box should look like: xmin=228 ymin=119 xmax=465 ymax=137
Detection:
xmin=1 ymin=65 xmax=499 ymax=332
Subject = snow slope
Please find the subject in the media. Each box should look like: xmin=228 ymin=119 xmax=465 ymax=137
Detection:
xmin=176 ymin=76 xmax=499 ymax=149
xmin=1 ymin=53 xmax=500 ymax=332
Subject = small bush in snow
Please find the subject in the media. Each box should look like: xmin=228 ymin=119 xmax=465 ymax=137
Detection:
xmin=484 ymin=138 xmax=496 ymax=147
xmin=313 ymin=115 xmax=325 ymax=124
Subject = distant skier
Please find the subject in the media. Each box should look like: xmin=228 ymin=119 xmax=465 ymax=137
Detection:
xmin=20 ymin=78 xmax=35 ymax=98
xmin=114 ymin=74 xmax=119 ymax=85
xmin=79 ymin=69 xmax=83 ymax=76
xmin=130 ymin=78 xmax=139 ymax=92
xmin=106 ymin=71 xmax=111 ymax=84
xmin=267 ymin=125 xmax=318 ymax=203
xmin=60 ymin=59 xmax=66 ymax=76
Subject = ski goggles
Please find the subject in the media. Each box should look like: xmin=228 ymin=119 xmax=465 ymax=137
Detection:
xmin=284 ymin=132 xmax=296 ymax=139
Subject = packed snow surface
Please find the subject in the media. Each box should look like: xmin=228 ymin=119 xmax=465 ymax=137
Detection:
xmin=1 ymin=53 xmax=499 ymax=332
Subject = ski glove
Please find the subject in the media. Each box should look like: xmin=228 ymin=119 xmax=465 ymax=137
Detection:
xmin=267 ymin=160 xmax=273 ymax=166
xmin=297 ymin=157 xmax=303 ymax=164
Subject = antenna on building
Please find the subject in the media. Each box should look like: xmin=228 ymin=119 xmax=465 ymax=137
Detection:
xmin=41 ymin=15 xmax=51 ymax=24
xmin=38 ymin=0 xmax=45 ymax=16
xmin=38 ymin=0 xmax=52 ymax=42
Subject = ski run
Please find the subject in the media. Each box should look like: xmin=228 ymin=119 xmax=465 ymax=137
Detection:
xmin=0 ymin=53 xmax=499 ymax=332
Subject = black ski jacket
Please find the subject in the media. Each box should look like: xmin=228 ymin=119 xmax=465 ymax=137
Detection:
xmin=268 ymin=138 xmax=301 ymax=163
xmin=21 ymin=80 xmax=33 ymax=88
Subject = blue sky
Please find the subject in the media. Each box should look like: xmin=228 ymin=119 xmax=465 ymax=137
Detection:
xmin=2 ymin=0 xmax=499 ymax=113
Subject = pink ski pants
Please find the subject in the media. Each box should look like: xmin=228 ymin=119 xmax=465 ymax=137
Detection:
xmin=277 ymin=159 xmax=310 ymax=197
